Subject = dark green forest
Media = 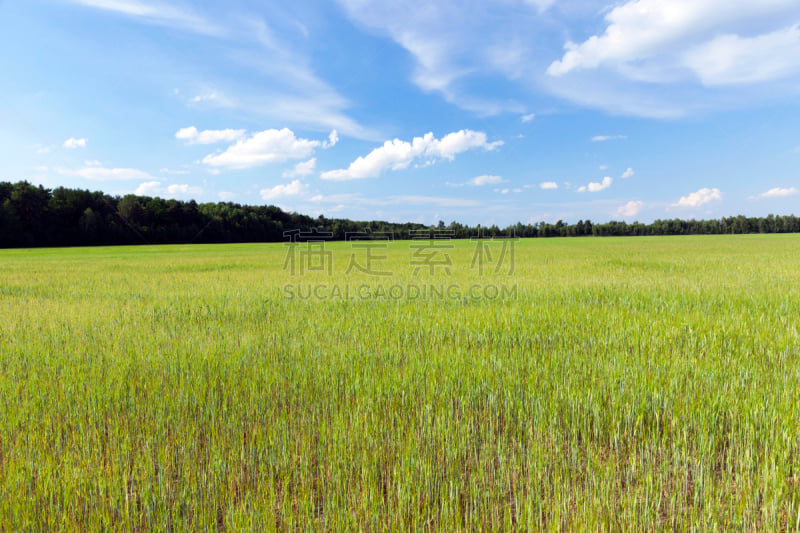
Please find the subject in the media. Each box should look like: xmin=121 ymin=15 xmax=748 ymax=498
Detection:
xmin=1 ymin=181 xmax=799 ymax=248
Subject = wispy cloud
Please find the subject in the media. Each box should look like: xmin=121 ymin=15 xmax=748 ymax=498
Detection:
xmin=67 ymin=0 xmax=225 ymax=36
xmin=334 ymin=0 xmax=534 ymax=115
xmin=470 ymin=175 xmax=504 ymax=186
xmin=63 ymin=137 xmax=87 ymax=149
xmin=621 ymin=167 xmax=635 ymax=179
xmin=68 ymin=2 xmax=370 ymax=138
xmin=591 ymin=135 xmax=627 ymax=142
xmin=539 ymin=181 xmax=558 ymax=190
xmin=59 ymin=166 xmax=154 ymax=181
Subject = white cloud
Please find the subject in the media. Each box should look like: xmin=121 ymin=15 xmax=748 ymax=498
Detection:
xmin=591 ymin=135 xmax=627 ymax=142
xmin=134 ymin=181 xmax=202 ymax=197
xmin=749 ymin=186 xmax=798 ymax=200
xmin=202 ymin=128 xmax=321 ymax=169
xmin=683 ymin=25 xmax=800 ymax=86
xmin=135 ymin=181 xmax=162 ymax=196
xmin=63 ymin=137 xmax=87 ymax=149
xmin=622 ymin=167 xmax=635 ymax=179
xmin=260 ymin=179 xmax=306 ymax=201
xmin=544 ymin=0 xmax=800 ymax=116
xmin=175 ymin=126 xmax=245 ymax=145
xmin=577 ymin=176 xmax=613 ymax=193
xmin=523 ymin=0 xmax=556 ymax=13
xmin=166 ymin=184 xmax=202 ymax=195
xmin=470 ymin=174 xmax=504 ymax=186
xmin=189 ymin=92 xmax=225 ymax=104
xmin=547 ymin=1 xmax=800 ymax=78
xmin=673 ymin=187 xmax=722 ymax=208
xmin=67 ymin=0 xmax=224 ymax=36
xmin=186 ymin=18 xmax=371 ymax=139
xmin=218 ymin=191 xmax=236 ymax=201
xmin=68 ymin=1 xmax=370 ymax=136
xmin=521 ymin=113 xmax=536 ymax=123
xmin=540 ymin=181 xmax=558 ymax=190
xmin=322 ymin=130 xmax=339 ymax=149
xmin=59 ymin=166 xmax=154 ymax=181
xmin=283 ymin=158 xmax=317 ymax=178
xmin=321 ymin=130 xmax=502 ymax=181
xmin=334 ymin=1 xmax=533 ymax=115
xmin=615 ymin=200 xmax=644 ymax=218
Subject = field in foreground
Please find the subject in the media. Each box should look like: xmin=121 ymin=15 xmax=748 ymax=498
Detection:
xmin=1 ymin=235 xmax=799 ymax=530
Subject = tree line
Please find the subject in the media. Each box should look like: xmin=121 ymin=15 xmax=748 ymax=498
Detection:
xmin=1 ymin=181 xmax=798 ymax=248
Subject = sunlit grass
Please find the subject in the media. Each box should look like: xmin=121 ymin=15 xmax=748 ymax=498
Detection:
xmin=1 ymin=235 xmax=799 ymax=530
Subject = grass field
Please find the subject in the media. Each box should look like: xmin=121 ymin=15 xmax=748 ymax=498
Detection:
xmin=1 ymin=235 xmax=799 ymax=530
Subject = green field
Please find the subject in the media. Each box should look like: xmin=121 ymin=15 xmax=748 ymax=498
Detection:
xmin=1 ymin=235 xmax=799 ymax=530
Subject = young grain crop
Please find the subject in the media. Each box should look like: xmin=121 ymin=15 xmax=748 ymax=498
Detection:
xmin=0 ymin=235 xmax=799 ymax=530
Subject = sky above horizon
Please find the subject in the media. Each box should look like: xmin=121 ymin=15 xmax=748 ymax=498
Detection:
xmin=2 ymin=0 xmax=800 ymax=226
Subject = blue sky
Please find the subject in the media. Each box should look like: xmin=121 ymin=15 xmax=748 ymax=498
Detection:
xmin=1 ymin=0 xmax=800 ymax=226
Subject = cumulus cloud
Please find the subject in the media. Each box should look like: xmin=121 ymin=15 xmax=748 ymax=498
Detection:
xmin=322 ymin=130 xmax=339 ymax=149
xmin=320 ymin=130 xmax=502 ymax=181
xmin=540 ymin=181 xmax=558 ymax=190
xmin=673 ymin=187 xmax=722 ymax=208
xmin=615 ymin=200 xmax=644 ymax=218
xmin=577 ymin=176 xmax=613 ymax=193
xmin=282 ymin=158 xmax=317 ymax=178
xmin=175 ymin=126 xmax=245 ymax=144
xmin=166 ymin=184 xmax=202 ymax=195
xmin=749 ymin=186 xmax=798 ymax=200
xmin=63 ymin=137 xmax=87 ymax=149
xmin=135 ymin=181 xmax=162 ymax=196
xmin=260 ymin=179 xmax=306 ymax=201
xmin=203 ymin=128 xmax=321 ymax=169
xmin=548 ymin=1 xmax=799 ymax=78
xmin=521 ymin=113 xmax=536 ymax=123
xmin=543 ymin=0 xmax=800 ymax=115
xmin=470 ymin=174 xmax=504 ymax=186
xmin=621 ymin=167 xmax=635 ymax=179
xmin=134 ymin=181 xmax=202 ymax=197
